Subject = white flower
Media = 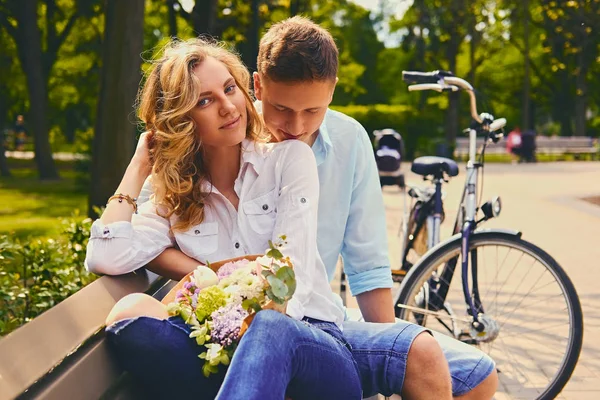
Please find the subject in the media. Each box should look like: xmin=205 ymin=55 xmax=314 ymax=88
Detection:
xmin=256 ymin=255 xmax=276 ymax=268
xmin=193 ymin=265 xmax=219 ymax=289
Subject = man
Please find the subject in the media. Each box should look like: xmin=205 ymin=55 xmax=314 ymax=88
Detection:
xmin=144 ymin=17 xmax=498 ymax=399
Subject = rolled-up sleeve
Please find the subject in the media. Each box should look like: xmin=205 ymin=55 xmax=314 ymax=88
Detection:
xmin=341 ymin=126 xmax=393 ymax=295
xmin=271 ymin=141 xmax=320 ymax=321
xmin=85 ymin=201 xmax=175 ymax=275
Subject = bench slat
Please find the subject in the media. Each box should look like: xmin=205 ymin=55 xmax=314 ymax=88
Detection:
xmin=0 ymin=271 xmax=163 ymax=400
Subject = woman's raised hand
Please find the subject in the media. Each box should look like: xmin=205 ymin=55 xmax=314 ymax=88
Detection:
xmin=100 ymin=131 xmax=156 ymax=224
xmin=131 ymin=131 xmax=154 ymax=178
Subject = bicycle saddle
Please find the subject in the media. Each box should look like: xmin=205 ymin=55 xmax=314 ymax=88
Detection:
xmin=411 ymin=156 xmax=459 ymax=178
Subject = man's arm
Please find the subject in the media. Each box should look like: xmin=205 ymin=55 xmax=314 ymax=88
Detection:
xmin=341 ymin=123 xmax=395 ymax=322
xmin=356 ymin=288 xmax=395 ymax=323
xmin=146 ymin=247 xmax=202 ymax=281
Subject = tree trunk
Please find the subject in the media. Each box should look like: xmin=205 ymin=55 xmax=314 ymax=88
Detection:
xmin=16 ymin=0 xmax=59 ymax=180
xmin=0 ymin=89 xmax=10 ymax=177
xmin=191 ymin=0 xmax=218 ymax=36
xmin=290 ymin=0 xmax=303 ymax=16
xmin=554 ymin=71 xmax=574 ymax=137
xmin=244 ymin=0 xmax=260 ymax=72
xmin=445 ymin=42 xmax=460 ymax=155
xmin=167 ymin=0 xmax=178 ymax=38
xmin=522 ymin=0 xmax=531 ymax=130
xmin=0 ymin=145 xmax=10 ymax=177
xmin=574 ymin=28 xmax=588 ymax=137
xmin=88 ymin=0 xmax=145 ymax=217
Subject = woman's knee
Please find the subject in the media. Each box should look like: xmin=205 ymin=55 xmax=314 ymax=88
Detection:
xmin=105 ymin=293 xmax=168 ymax=326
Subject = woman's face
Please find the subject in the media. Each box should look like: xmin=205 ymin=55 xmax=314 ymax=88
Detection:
xmin=190 ymin=57 xmax=247 ymax=149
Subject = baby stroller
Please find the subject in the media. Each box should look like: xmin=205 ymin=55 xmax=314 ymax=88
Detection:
xmin=374 ymin=128 xmax=405 ymax=189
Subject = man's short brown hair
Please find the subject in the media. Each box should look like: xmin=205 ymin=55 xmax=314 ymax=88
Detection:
xmin=257 ymin=16 xmax=338 ymax=82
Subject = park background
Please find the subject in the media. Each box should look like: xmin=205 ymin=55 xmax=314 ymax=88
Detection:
xmin=0 ymin=0 xmax=599 ymax=336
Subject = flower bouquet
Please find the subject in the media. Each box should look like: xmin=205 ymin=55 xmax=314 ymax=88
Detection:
xmin=161 ymin=237 xmax=296 ymax=377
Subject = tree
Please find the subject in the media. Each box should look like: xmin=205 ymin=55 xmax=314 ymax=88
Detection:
xmin=0 ymin=0 xmax=102 ymax=179
xmin=532 ymin=0 xmax=600 ymax=136
xmin=88 ymin=0 xmax=145 ymax=217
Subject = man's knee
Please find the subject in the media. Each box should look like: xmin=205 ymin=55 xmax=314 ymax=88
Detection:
xmin=407 ymin=332 xmax=449 ymax=373
xmin=458 ymin=368 xmax=498 ymax=399
xmin=105 ymin=293 xmax=168 ymax=326
xmin=403 ymin=332 xmax=452 ymax=399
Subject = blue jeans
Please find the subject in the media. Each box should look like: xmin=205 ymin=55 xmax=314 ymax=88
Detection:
xmin=343 ymin=320 xmax=496 ymax=397
xmin=106 ymin=310 xmax=362 ymax=400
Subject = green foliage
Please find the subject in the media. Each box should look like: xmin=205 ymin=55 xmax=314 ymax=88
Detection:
xmin=259 ymin=236 xmax=296 ymax=305
xmin=330 ymin=104 xmax=442 ymax=158
xmin=0 ymin=215 xmax=97 ymax=336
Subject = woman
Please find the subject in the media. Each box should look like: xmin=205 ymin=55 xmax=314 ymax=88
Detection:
xmin=85 ymin=39 xmax=361 ymax=399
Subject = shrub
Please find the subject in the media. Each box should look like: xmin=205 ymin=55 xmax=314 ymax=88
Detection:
xmin=0 ymin=214 xmax=97 ymax=336
xmin=330 ymin=104 xmax=442 ymax=158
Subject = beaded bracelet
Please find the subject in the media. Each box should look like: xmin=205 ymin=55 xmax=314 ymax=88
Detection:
xmin=107 ymin=193 xmax=138 ymax=214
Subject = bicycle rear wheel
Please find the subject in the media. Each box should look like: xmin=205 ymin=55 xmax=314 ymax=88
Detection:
xmin=395 ymin=231 xmax=583 ymax=400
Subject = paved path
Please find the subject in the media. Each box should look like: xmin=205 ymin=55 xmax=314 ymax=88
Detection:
xmin=339 ymin=162 xmax=600 ymax=399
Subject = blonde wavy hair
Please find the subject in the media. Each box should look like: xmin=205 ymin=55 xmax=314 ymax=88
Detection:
xmin=138 ymin=38 xmax=265 ymax=232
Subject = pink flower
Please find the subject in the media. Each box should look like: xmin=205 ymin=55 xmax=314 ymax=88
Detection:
xmin=217 ymin=259 xmax=250 ymax=279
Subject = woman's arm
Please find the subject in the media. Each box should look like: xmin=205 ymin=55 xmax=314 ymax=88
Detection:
xmin=85 ymin=133 xmax=175 ymax=275
xmin=100 ymin=132 xmax=152 ymax=224
xmin=146 ymin=248 xmax=202 ymax=280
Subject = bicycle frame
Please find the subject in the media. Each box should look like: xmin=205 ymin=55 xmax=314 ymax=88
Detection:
xmin=403 ymin=74 xmax=503 ymax=328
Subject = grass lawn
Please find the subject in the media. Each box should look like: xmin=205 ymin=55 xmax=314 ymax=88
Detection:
xmin=0 ymin=160 xmax=87 ymax=240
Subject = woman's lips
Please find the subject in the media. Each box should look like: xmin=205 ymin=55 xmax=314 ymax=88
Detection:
xmin=220 ymin=115 xmax=241 ymax=129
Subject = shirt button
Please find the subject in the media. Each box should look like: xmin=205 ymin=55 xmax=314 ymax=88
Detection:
xmin=194 ymin=229 xmax=200 ymax=235
xmin=300 ymin=197 xmax=307 ymax=204
xmin=235 ymin=242 xmax=240 ymax=249
xmin=262 ymin=204 xmax=269 ymax=211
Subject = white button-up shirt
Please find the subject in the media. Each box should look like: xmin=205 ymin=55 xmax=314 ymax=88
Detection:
xmin=85 ymin=139 xmax=344 ymax=326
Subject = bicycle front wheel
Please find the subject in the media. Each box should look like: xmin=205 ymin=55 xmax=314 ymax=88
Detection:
xmin=395 ymin=231 xmax=583 ymax=400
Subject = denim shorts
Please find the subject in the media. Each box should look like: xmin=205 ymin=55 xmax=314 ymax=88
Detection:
xmin=343 ymin=319 xmax=496 ymax=397
xmin=106 ymin=314 xmax=361 ymax=400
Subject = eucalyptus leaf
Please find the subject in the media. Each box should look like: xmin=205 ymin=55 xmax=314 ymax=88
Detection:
xmin=267 ymin=275 xmax=288 ymax=298
xmin=267 ymin=247 xmax=283 ymax=260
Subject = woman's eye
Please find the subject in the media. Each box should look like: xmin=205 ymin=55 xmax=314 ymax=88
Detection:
xmin=198 ymin=98 xmax=210 ymax=107
xmin=225 ymin=84 xmax=237 ymax=94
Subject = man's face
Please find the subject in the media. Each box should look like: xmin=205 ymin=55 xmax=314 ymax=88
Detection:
xmin=254 ymin=73 xmax=336 ymax=145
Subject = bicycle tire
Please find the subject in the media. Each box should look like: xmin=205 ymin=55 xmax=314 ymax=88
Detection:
xmin=395 ymin=230 xmax=583 ymax=400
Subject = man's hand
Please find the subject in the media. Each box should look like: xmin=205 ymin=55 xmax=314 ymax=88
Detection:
xmin=356 ymin=288 xmax=396 ymax=323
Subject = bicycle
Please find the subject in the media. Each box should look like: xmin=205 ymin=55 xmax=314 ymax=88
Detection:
xmin=393 ymin=70 xmax=583 ymax=400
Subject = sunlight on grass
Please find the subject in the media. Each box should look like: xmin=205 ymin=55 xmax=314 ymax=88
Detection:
xmin=0 ymin=166 xmax=87 ymax=240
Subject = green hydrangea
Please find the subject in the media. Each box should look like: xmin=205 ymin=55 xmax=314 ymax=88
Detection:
xmin=195 ymin=286 xmax=228 ymax=322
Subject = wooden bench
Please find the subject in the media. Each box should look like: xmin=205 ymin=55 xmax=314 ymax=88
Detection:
xmin=0 ymin=271 xmax=382 ymax=400
xmin=0 ymin=270 xmax=175 ymax=400
xmin=454 ymin=136 xmax=599 ymax=160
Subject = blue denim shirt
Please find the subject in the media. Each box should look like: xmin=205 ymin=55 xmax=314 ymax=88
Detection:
xmin=313 ymin=109 xmax=392 ymax=295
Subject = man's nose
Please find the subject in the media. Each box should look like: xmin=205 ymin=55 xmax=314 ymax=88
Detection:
xmin=287 ymin=114 xmax=304 ymax=136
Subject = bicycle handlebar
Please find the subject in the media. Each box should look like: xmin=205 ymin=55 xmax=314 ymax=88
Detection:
xmin=402 ymin=70 xmax=493 ymax=124
xmin=408 ymin=83 xmax=459 ymax=93
xmin=402 ymin=70 xmax=454 ymax=84
xmin=489 ymin=118 xmax=506 ymax=132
